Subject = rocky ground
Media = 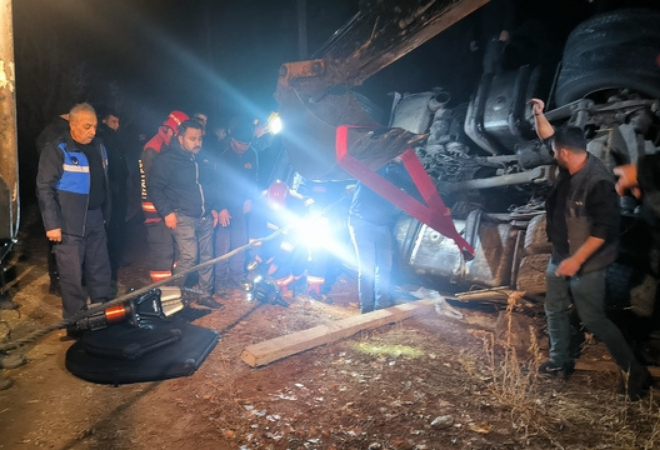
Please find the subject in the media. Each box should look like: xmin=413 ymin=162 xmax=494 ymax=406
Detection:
xmin=1 ymin=212 xmax=659 ymax=450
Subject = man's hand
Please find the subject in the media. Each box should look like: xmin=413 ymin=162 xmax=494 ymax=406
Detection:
xmin=219 ymin=209 xmax=231 ymax=227
xmin=555 ymin=257 xmax=582 ymax=277
xmin=469 ymin=40 xmax=478 ymax=52
xmin=528 ymin=98 xmax=545 ymax=116
xmin=46 ymin=228 xmax=62 ymax=243
xmin=244 ymin=199 xmax=252 ymax=214
xmin=613 ymin=164 xmax=642 ymax=198
xmin=499 ymin=30 xmax=510 ymax=42
xmin=211 ymin=210 xmax=219 ymax=227
xmin=164 ymin=212 xmax=177 ymax=230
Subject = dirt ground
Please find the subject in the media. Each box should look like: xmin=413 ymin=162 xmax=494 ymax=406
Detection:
xmin=1 ymin=212 xmax=660 ymax=450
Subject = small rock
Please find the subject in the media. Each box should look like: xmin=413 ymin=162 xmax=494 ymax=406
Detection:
xmin=368 ymin=443 xmax=382 ymax=450
xmin=430 ymin=415 xmax=454 ymax=430
xmin=225 ymin=430 xmax=235 ymax=439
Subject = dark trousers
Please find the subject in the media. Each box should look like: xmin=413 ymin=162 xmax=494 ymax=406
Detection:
xmin=107 ymin=193 xmax=128 ymax=281
xmin=54 ymin=208 xmax=111 ymax=320
xmin=349 ymin=216 xmax=393 ymax=313
xmin=214 ymin=207 xmax=248 ymax=290
xmin=146 ymin=220 xmax=175 ymax=281
xmin=171 ymin=215 xmax=214 ymax=296
xmin=545 ymin=261 xmax=642 ymax=373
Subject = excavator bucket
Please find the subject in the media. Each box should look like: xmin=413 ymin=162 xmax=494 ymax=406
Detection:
xmin=274 ymin=0 xmax=488 ymax=180
xmin=276 ymin=67 xmax=380 ymax=180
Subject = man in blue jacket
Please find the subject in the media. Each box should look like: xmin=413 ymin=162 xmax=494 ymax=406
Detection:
xmin=36 ymin=103 xmax=112 ymax=333
xmin=148 ymin=120 xmax=222 ymax=310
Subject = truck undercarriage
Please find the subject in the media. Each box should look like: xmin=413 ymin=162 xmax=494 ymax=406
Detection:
xmin=274 ymin=2 xmax=660 ymax=360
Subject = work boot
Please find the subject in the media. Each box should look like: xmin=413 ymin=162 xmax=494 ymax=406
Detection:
xmin=539 ymin=360 xmax=575 ymax=380
xmin=193 ymin=296 xmax=225 ymax=311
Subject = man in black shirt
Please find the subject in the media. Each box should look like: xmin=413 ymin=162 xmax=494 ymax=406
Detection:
xmin=36 ymin=103 xmax=112 ymax=335
xmin=96 ymin=111 xmax=128 ymax=284
xmin=530 ymin=98 xmax=651 ymax=399
xmin=348 ymin=159 xmax=416 ymax=313
xmin=213 ymin=118 xmax=259 ymax=294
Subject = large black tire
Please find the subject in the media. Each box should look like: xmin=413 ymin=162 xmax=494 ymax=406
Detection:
xmin=555 ymin=9 xmax=660 ymax=106
xmin=562 ymin=9 xmax=660 ymax=59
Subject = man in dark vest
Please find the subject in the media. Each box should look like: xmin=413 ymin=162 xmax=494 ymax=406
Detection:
xmin=530 ymin=97 xmax=651 ymax=399
xmin=36 ymin=103 xmax=112 ymax=337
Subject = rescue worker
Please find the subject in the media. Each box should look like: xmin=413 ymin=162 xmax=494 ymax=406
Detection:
xmin=249 ymin=180 xmax=308 ymax=294
xmin=139 ymin=110 xmax=189 ymax=284
xmin=36 ymin=103 xmax=112 ymax=335
xmin=214 ymin=118 xmax=259 ymax=294
xmin=530 ymin=97 xmax=651 ymax=400
xmin=147 ymin=120 xmax=222 ymax=310
xmin=348 ymin=158 xmax=416 ymax=313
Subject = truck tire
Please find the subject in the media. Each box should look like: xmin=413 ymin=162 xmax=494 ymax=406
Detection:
xmin=524 ymin=214 xmax=552 ymax=255
xmin=562 ymin=9 xmax=660 ymax=59
xmin=516 ymin=254 xmax=550 ymax=296
xmin=555 ymin=9 xmax=660 ymax=106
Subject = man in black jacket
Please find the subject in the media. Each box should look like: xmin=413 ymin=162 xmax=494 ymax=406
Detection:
xmin=36 ymin=103 xmax=112 ymax=331
xmin=530 ymin=98 xmax=651 ymax=399
xmin=213 ymin=118 xmax=259 ymax=294
xmin=348 ymin=159 xmax=416 ymax=313
xmin=96 ymin=111 xmax=128 ymax=284
xmin=148 ymin=120 xmax=222 ymax=310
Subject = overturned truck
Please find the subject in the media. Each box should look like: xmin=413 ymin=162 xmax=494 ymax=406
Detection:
xmin=275 ymin=1 xmax=660 ymax=355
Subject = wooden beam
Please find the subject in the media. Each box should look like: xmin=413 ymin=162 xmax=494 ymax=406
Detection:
xmin=240 ymin=299 xmax=438 ymax=367
xmin=575 ymin=361 xmax=660 ymax=378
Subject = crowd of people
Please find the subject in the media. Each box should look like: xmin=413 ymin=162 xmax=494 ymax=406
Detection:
xmin=35 ymin=102 xmax=410 ymax=331
xmin=34 ymin=96 xmax=658 ymax=400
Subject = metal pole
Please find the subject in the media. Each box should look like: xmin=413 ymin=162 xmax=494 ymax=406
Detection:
xmin=0 ymin=0 xmax=19 ymax=241
xmin=297 ymin=0 xmax=307 ymax=59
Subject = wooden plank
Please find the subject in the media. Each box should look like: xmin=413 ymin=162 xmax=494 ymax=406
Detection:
xmin=575 ymin=361 xmax=660 ymax=378
xmin=241 ymin=299 xmax=437 ymax=367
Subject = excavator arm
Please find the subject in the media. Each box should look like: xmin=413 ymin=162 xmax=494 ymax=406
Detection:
xmin=275 ymin=0 xmax=487 ymax=256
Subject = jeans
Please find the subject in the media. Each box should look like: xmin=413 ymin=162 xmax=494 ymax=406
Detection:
xmin=170 ymin=214 xmax=214 ymax=297
xmin=214 ymin=206 xmax=248 ymax=290
xmin=545 ymin=261 xmax=639 ymax=372
xmin=349 ymin=216 xmax=393 ymax=313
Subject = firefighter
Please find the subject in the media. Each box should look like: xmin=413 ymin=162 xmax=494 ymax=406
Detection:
xmin=249 ymin=181 xmax=309 ymax=295
xmin=139 ymin=110 xmax=189 ymax=284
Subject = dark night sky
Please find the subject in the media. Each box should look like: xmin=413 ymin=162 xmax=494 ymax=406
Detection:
xmin=11 ymin=0 xmax=660 ymax=137
xmin=12 ymin=0 xmax=359 ymax=132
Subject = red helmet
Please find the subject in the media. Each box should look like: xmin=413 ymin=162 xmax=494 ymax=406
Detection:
xmin=163 ymin=111 xmax=189 ymax=136
xmin=267 ymin=180 xmax=289 ymax=206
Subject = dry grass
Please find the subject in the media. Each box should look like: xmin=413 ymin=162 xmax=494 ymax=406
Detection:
xmin=461 ymin=291 xmax=660 ymax=449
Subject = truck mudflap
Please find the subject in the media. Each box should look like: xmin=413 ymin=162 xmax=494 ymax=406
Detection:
xmin=336 ymin=125 xmax=475 ymax=258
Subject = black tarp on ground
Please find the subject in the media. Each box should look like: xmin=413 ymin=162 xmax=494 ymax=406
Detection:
xmin=65 ymin=319 xmax=218 ymax=385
